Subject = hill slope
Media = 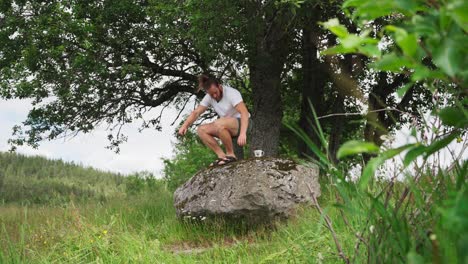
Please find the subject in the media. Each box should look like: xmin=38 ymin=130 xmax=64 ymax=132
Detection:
xmin=0 ymin=152 xmax=129 ymax=204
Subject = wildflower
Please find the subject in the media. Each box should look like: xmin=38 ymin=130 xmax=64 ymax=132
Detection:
xmin=430 ymin=234 xmax=437 ymax=241
xmin=102 ymin=230 xmax=108 ymax=235
xmin=369 ymin=225 xmax=375 ymax=234
xmin=317 ymin=252 xmax=323 ymax=260
xmin=201 ymin=216 xmax=207 ymax=221
xmin=317 ymin=252 xmax=324 ymax=263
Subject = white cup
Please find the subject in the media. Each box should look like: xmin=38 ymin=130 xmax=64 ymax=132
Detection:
xmin=254 ymin=149 xmax=264 ymax=158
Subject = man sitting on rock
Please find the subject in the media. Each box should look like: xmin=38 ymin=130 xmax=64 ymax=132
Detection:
xmin=178 ymin=74 xmax=251 ymax=166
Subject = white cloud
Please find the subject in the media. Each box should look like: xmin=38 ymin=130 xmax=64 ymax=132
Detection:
xmin=0 ymin=99 xmax=190 ymax=177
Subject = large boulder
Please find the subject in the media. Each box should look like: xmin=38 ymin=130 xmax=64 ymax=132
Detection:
xmin=173 ymin=157 xmax=320 ymax=222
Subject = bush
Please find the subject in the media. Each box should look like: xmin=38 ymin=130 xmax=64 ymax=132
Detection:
xmin=125 ymin=171 xmax=164 ymax=195
xmin=162 ymin=131 xmax=216 ymax=191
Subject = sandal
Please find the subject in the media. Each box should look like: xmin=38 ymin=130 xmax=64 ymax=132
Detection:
xmin=216 ymin=156 xmax=237 ymax=166
xmin=209 ymin=158 xmax=224 ymax=167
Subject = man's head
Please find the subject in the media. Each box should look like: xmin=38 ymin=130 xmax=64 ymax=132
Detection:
xmin=198 ymin=74 xmax=223 ymax=101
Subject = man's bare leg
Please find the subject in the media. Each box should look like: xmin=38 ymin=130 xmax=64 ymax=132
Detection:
xmin=197 ymin=124 xmax=225 ymax=158
xmin=217 ymin=127 xmax=235 ymax=157
xmin=214 ymin=117 xmax=239 ymax=158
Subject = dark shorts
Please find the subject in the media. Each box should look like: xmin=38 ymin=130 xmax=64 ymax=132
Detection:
xmin=235 ymin=117 xmax=253 ymax=137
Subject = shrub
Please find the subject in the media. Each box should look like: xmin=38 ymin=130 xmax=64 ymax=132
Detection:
xmin=162 ymin=131 xmax=216 ymax=191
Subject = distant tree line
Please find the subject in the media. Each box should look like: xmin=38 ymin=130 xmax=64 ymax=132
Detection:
xmin=0 ymin=152 xmax=153 ymax=204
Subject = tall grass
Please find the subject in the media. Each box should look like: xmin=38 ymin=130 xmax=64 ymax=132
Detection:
xmin=287 ymin=103 xmax=467 ymax=263
xmin=1 ymin=185 xmax=353 ymax=263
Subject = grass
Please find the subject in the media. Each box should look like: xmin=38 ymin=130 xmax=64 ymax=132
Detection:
xmin=0 ymin=187 xmax=353 ymax=263
xmin=0 ymin=152 xmax=351 ymax=263
xmin=1 ymin=152 xmax=464 ymax=263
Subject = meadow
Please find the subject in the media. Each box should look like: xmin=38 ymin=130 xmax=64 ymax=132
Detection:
xmin=0 ymin=152 xmax=350 ymax=263
xmin=1 ymin=149 xmax=465 ymax=263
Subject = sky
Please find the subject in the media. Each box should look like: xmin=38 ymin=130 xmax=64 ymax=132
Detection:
xmin=0 ymin=98 xmax=193 ymax=177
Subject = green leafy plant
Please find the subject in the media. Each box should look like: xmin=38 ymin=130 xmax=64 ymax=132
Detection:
xmin=162 ymin=131 xmax=216 ymax=191
xmin=287 ymin=0 xmax=467 ymax=262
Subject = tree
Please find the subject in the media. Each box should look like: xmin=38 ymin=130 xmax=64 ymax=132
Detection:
xmin=0 ymin=0 xmax=302 ymax=157
xmin=1 ymin=0 xmax=206 ymax=152
xmin=1 ymin=0 xmax=450 ymax=162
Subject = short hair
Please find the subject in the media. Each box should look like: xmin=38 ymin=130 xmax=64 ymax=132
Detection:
xmin=197 ymin=74 xmax=220 ymax=92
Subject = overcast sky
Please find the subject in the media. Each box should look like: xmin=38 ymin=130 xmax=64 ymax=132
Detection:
xmin=0 ymin=98 xmax=193 ymax=176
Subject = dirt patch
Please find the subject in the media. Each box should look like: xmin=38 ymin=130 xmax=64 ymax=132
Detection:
xmin=164 ymin=236 xmax=256 ymax=255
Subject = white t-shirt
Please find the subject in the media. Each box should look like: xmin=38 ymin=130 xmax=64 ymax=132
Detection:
xmin=200 ymin=85 xmax=249 ymax=118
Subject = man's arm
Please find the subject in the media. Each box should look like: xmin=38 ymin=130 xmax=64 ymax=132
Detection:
xmin=234 ymin=102 xmax=249 ymax=146
xmin=178 ymin=105 xmax=207 ymax=136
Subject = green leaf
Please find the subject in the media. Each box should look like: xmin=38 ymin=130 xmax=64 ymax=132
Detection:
xmin=433 ymin=38 xmax=463 ymax=77
xmin=447 ymin=0 xmax=468 ymax=32
xmin=337 ymin=140 xmax=380 ymax=159
xmin=342 ymin=0 xmax=367 ymax=8
xmin=395 ymin=0 xmax=425 ymax=15
xmin=358 ymin=44 xmax=381 ymax=57
xmin=372 ymin=53 xmax=413 ymax=72
xmin=411 ymin=66 xmax=446 ymax=82
xmin=411 ymin=15 xmax=438 ymax=36
xmin=348 ymin=1 xmax=394 ymax=21
xmin=321 ymin=45 xmax=354 ymax=55
xmin=403 ymin=145 xmax=426 ymax=166
xmin=386 ymin=26 xmax=418 ymax=57
xmin=341 ymin=34 xmax=364 ymax=49
xmin=359 ymin=144 xmax=414 ymax=190
xmin=438 ymin=106 xmax=468 ymax=128
xmin=321 ymin=19 xmax=349 ymax=38
xmin=396 ymin=83 xmax=413 ymax=98
xmin=398 ymin=33 xmax=418 ymax=57
xmin=425 ymin=132 xmax=459 ymax=157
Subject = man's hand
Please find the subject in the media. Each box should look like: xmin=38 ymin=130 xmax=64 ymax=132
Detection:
xmin=177 ymin=105 xmax=207 ymax=137
xmin=237 ymin=132 xmax=247 ymax=146
xmin=178 ymin=126 xmax=188 ymax=136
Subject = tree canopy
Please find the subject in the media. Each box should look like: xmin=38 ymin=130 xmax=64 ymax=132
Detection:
xmin=1 ymin=0 xmax=463 ymax=158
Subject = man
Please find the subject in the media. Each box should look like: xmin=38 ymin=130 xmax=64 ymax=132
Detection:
xmin=178 ymin=74 xmax=251 ymax=166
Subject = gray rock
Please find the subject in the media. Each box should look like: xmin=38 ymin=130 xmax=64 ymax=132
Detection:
xmin=173 ymin=157 xmax=320 ymax=222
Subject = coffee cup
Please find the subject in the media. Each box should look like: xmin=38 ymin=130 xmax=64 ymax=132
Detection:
xmin=254 ymin=149 xmax=264 ymax=158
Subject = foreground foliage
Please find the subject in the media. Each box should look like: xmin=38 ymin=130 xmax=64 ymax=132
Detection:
xmin=286 ymin=0 xmax=467 ymax=262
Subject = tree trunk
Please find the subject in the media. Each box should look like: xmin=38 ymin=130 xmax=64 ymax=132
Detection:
xmin=298 ymin=6 xmax=328 ymax=158
xmin=328 ymin=54 xmax=354 ymax=163
xmin=328 ymin=93 xmax=345 ymax=164
xmin=233 ymin=139 xmax=244 ymax=160
xmin=248 ymin=7 xmax=293 ymax=157
xmin=250 ymin=51 xmax=284 ymax=156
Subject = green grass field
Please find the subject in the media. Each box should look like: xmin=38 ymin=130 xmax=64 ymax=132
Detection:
xmin=1 ymin=151 xmax=465 ymax=263
xmin=0 ymin=152 xmax=352 ymax=263
xmin=1 ymin=192 xmax=353 ymax=263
